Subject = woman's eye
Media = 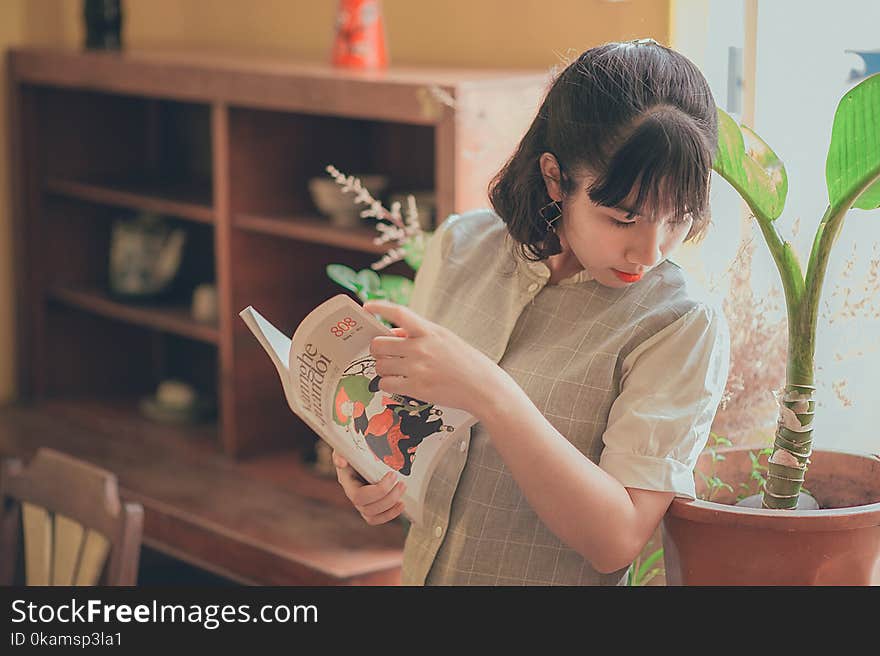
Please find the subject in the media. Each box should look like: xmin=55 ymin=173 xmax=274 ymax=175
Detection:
xmin=612 ymin=219 xmax=636 ymax=229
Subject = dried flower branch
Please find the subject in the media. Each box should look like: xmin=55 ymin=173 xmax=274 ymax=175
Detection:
xmin=831 ymin=379 xmax=854 ymax=408
xmin=325 ymin=165 xmax=427 ymax=271
xmin=820 ymin=242 xmax=880 ymax=325
xmin=711 ymin=215 xmax=879 ymax=448
xmin=710 ymin=232 xmax=788 ymax=447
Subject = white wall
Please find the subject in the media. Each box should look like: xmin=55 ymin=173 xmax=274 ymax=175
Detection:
xmin=673 ymin=0 xmax=880 ymax=455
xmin=754 ymin=0 xmax=880 ymax=454
xmin=670 ymin=0 xmax=746 ymax=285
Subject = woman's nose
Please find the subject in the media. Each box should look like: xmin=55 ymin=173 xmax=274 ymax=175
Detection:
xmin=626 ymin=225 xmax=664 ymax=267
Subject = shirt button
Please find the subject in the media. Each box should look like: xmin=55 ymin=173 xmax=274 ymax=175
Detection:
xmin=434 ymin=525 xmax=443 ymax=538
xmin=527 ymin=282 xmax=539 ymax=292
xmin=459 ymin=441 xmax=467 ymax=453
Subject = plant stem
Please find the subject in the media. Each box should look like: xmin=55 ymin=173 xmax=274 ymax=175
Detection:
xmin=804 ymin=167 xmax=880 ymax=371
xmin=746 ymin=201 xmax=806 ymax=353
xmin=743 ymin=202 xmax=811 ymax=509
xmin=762 ymin=169 xmax=880 ymax=509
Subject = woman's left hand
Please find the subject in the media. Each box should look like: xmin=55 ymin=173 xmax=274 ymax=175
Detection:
xmin=364 ymin=300 xmax=500 ymax=417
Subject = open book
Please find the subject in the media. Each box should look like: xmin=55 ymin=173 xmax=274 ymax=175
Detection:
xmin=240 ymin=294 xmax=477 ymax=526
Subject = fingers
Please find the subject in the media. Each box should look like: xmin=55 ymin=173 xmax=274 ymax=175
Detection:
xmin=333 ymin=456 xmax=407 ymax=526
xmin=331 ymin=450 xmax=348 ymax=469
xmin=374 ymin=358 xmax=407 ymax=380
xmin=373 ymin=374 xmax=407 ymax=395
xmin=361 ymin=500 xmax=406 ymax=526
xmin=333 ymin=450 xmax=368 ymax=492
xmin=349 ymin=470 xmax=400 ymax=506
xmin=356 ymin=479 xmax=407 ymax=525
xmin=364 ymin=300 xmax=427 ymax=338
xmin=370 ymin=334 xmax=415 ymax=358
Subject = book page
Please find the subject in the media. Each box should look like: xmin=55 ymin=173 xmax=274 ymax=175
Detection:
xmin=239 ymin=305 xmax=303 ymax=416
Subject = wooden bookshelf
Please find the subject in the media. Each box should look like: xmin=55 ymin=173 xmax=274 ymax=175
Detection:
xmin=7 ymin=47 xmax=546 ymax=584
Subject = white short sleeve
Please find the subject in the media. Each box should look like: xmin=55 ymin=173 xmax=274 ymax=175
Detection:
xmin=598 ymin=303 xmax=731 ymax=499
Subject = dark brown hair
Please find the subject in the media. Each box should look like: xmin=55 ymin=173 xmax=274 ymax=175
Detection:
xmin=489 ymin=41 xmax=719 ymax=262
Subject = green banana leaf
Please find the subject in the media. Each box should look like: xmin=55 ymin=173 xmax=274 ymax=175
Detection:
xmin=377 ymin=275 xmax=414 ymax=305
xmin=826 ymin=73 xmax=880 ymax=212
xmin=327 ymin=264 xmax=414 ymax=306
xmin=402 ymin=231 xmax=432 ymax=271
xmin=326 ymin=264 xmax=384 ymax=296
xmin=325 ymin=264 xmax=361 ymax=294
xmin=356 ymin=269 xmax=382 ymax=296
xmin=713 ymin=107 xmax=788 ymax=221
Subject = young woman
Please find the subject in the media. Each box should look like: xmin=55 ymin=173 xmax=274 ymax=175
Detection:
xmin=333 ymin=40 xmax=730 ymax=585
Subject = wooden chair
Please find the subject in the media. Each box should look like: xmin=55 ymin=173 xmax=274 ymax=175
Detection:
xmin=0 ymin=448 xmax=143 ymax=585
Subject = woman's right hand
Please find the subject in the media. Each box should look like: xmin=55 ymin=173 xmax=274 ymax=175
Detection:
xmin=332 ymin=450 xmax=407 ymax=525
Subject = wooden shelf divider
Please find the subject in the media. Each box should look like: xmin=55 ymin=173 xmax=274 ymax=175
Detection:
xmin=234 ymin=212 xmax=386 ymax=254
xmin=46 ymin=177 xmax=215 ymax=223
xmin=47 ymin=285 xmax=220 ymax=345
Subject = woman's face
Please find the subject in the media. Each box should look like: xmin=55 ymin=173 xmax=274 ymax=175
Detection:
xmin=541 ymin=154 xmax=693 ymax=288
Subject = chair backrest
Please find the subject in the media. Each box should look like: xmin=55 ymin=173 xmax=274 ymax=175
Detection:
xmin=0 ymin=448 xmax=143 ymax=586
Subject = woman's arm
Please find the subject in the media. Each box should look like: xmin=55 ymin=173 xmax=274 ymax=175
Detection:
xmin=363 ymin=299 xmax=726 ymax=572
xmin=477 ymin=367 xmax=672 ymax=573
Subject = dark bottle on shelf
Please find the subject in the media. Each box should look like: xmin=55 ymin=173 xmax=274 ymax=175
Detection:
xmin=84 ymin=0 xmax=123 ymax=51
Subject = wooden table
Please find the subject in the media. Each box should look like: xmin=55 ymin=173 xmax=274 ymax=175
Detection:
xmin=0 ymin=401 xmax=404 ymax=585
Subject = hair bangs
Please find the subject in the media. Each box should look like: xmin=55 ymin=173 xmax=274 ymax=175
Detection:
xmin=587 ymin=106 xmax=713 ymax=236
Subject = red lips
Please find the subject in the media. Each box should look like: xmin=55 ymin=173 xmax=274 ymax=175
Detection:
xmin=612 ymin=269 xmax=643 ymax=283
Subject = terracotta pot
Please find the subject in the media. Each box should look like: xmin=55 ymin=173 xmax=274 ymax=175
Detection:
xmin=662 ymin=448 xmax=880 ymax=585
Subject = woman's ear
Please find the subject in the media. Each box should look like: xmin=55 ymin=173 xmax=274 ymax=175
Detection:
xmin=539 ymin=152 xmax=564 ymax=201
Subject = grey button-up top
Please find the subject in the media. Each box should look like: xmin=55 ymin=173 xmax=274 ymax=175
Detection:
xmin=403 ymin=209 xmax=730 ymax=585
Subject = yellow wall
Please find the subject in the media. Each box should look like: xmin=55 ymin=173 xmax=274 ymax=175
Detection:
xmin=0 ymin=0 xmax=670 ymax=402
xmin=38 ymin=0 xmax=670 ymax=67
xmin=0 ymin=5 xmax=22 ymax=403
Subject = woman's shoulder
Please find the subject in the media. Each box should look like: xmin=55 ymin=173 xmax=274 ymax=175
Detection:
xmin=640 ymin=259 xmax=726 ymax=327
xmin=617 ymin=261 xmax=729 ymax=372
xmin=432 ymin=208 xmax=507 ymax=255
xmin=436 ymin=208 xmax=504 ymax=237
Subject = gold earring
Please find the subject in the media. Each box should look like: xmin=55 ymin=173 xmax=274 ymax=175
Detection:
xmin=539 ymin=200 xmax=562 ymax=232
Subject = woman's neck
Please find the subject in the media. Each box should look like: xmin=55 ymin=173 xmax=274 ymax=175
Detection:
xmin=545 ymin=250 xmax=584 ymax=285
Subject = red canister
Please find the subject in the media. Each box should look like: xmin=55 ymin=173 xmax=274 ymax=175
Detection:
xmin=332 ymin=0 xmax=389 ymax=69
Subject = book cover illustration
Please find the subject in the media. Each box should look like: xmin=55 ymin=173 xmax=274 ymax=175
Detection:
xmin=240 ymin=294 xmax=476 ymax=525
xmin=333 ymin=356 xmax=455 ymax=477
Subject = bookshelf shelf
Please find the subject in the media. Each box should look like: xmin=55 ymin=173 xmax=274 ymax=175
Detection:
xmin=47 ymin=284 xmax=220 ymax=345
xmin=45 ymin=177 xmax=215 ymax=224
xmin=234 ymin=212 xmax=386 ymax=254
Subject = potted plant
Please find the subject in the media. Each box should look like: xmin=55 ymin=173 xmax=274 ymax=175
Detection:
xmin=662 ymin=73 xmax=880 ymax=585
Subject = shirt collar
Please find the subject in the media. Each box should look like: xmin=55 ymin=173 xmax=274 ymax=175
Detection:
xmin=521 ymin=259 xmax=594 ymax=286
xmin=504 ymin=235 xmax=595 ymax=286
